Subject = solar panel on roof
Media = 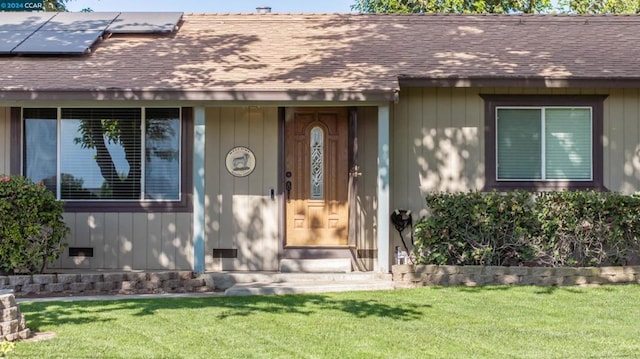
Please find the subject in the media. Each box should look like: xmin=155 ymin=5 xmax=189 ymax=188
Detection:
xmin=41 ymin=12 xmax=120 ymax=31
xmin=12 ymin=30 xmax=103 ymax=55
xmin=0 ymin=12 xmax=181 ymax=55
xmin=0 ymin=31 xmax=33 ymax=53
xmin=0 ymin=13 xmax=56 ymax=31
xmin=106 ymin=12 xmax=183 ymax=34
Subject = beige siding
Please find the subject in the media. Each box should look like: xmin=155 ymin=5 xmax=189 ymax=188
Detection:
xmin=353 ymin=107 xmax=378 ymax=270
xmin=204 ymin=107 xmax=279 ymax=271
xmin=392 ymin=87 xmax=640 ymax=218
xmin=392 ymin=88 xmax=486 ymax=217
xmin=54 ymin=212 xmax=193 ymax=270
xmin=0 ymin=107 xmax=10 ymax=175
xmin=604 ymin=88 xmax=640 ymax=193
xmin=36 ymin=88 xmax=640 ymax=272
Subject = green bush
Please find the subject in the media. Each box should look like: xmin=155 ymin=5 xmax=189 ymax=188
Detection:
xmin=413 ymin=191 xmax=538 ymax=266
xmin=0 ymin=175 xmax=68 ymax=275
xmin=535 ymin=191 xmax=640 ymax=267
xmin=413 ymin=190 xmax=640 ymax=267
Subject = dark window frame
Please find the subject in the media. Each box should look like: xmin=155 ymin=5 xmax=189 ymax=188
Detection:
xmin=12 ymin=106 xmax=193 ymax=213
xmin=481 ymin=95 xmax=607 ymax=192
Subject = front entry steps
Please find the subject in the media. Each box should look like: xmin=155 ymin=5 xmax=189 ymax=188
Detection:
xmin=201 ymin=272 xmax=394 ymax=296
xmin=279 ymin=258 xmax=352 ymax=273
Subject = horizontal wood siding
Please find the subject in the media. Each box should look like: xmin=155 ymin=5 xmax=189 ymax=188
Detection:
xmin=52 ymin=212 xmax=193 ymax=270
xmin=392 ymin=87 xmax=640 ymax=218
xmin=204 ymin=107 xmax=279 ymax=271
xmin=0 ymin=108 xmax=9 ymax=175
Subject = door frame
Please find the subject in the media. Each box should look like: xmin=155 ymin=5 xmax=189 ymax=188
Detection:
xmin=277 ymin=107 xmax=357 ymax=261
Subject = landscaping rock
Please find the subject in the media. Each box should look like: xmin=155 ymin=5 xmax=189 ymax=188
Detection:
xmin=0 ymin=291 xmax=29 ymax=342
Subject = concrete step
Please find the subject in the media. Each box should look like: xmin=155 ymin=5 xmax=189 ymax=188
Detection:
xmin=201 ymin=271 xmax=392 ymax=291
xmin=224 ymin=280 xmax=394 ymax=296
xmin=279 ymin=258 xmax=352 ymax=273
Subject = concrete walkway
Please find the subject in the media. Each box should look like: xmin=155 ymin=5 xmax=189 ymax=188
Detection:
xmin=17 ymin=292 xmax=224 ymax=303
xmin=205 ymin=271 xmax=394 ymax=296
xmin=17 ymin=271 xmax=394 ymax=302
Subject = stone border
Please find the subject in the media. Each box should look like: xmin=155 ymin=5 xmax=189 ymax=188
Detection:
xmin=0 ymin=291 xmax=30 ymax=341
xmin=0 ymin=272 xmax=216 ymax=297
xmin=392 ymin=264 xmax=640 ymax=287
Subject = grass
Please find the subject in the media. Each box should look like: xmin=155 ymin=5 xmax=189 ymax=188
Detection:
xmin=12 ymin=285 xmax=640 ymax=359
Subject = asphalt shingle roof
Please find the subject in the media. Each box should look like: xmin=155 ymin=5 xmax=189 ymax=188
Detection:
xmin=1 ymin=13 xmax=639 ymax=100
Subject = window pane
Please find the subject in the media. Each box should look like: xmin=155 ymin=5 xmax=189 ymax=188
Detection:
xmin=497 ymin=109 xmax=542 ymax=180
xmin=545 ymin=108 xmax=591 ymax=180
xmin=310 ymin=126 xmax=324 ymax=200
xmin=145 ymin=108 xmax=180 ymax=200
xmin=60 ymin=109 xmax=142 ymax=200
xmin=23 ymin=109 xmax=57 ymax=193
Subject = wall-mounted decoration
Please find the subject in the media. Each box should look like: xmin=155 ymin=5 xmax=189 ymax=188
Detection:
xmin=225 ymin=146 xmax=256 ymax=177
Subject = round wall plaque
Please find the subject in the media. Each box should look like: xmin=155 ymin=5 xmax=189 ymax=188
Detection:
xmin=225 ymin=146 xmax=256 ymax=177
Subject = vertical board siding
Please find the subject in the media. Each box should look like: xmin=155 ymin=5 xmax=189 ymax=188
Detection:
xmin=90 ymin=213 xmax=105 ymax=269
xmin=0 ymin=108 xmax=9 ymax=174
xmin=72 ymin=213 xmax=92 ymax=269
xmin=204 ymin=107 xmax=279 ymax=271
xmin=146 ymin=213 xmax=163 ymax=269
xmin=104 ymin=213 xmax=119 ymax=269
xmin=117 ymin=213 xmax=134 ymax=269
xmin=605 ymin=89 xmax=640 ymax=193
xmin=392 ymin=88 xmax=486 ymax=217
xmin=261 ymin=108 xmax=279 ymax=271
xmin=204 ymin=106 xmax=222 ymax=266
xmin=58 ymin=212 xmax=193 ymax=270
xmin=132 ymin=212 xmax=149 ymax=269
xmin=393 ymin=87 xmax=640 ymax=220
xmin=160 ymin=213 xmax=176 ymax=269
xmin=217 ymin=108 xmax=236 ymax=270
xmin=354 ymin=107 xmax=378 ymax=270
xmin=606 ymin=89 xmax=625 ymax=192
xmin=465 ymin=88 xmax=484 ymax=188
xmin=175 ymin=213 xmax=194 ymax=270
xmin=34 ymin=88 xmax=640 ymax=272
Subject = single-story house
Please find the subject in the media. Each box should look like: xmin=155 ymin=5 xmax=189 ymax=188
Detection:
xmin=1 ymin=12 xmax=639 ymax=273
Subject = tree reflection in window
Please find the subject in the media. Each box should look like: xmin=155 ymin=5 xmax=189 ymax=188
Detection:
xmin=24 ymin=108 xmax=180 ymax=201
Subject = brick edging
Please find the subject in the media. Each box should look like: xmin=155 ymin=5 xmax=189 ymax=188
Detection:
xmin=392 ymin=264 xmax=640 ymax=287
xmin=0 ymin=272 xmax=215 ymax=297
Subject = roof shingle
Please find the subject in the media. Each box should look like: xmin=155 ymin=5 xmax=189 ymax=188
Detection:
xmin=1 ymin=13 xmax=639 ymax=100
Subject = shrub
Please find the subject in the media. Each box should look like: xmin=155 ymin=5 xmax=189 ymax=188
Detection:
xmin=0 ymin=175 xmax=69 ymax=275
xmin=413 ymin=190 xmax=640 ymax=267
xmin=413 ymin=191 xmax=538 ymax=266
xmin=535 ymin=191 xmax=640 ymax=267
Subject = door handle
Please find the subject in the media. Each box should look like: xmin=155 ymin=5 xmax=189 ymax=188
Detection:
xmin=285 ymin=181 xmax=292 ymax=203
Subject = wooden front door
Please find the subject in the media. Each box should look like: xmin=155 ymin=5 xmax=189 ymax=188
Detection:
xmin=285 ymin=108 xmax=349 ymax=246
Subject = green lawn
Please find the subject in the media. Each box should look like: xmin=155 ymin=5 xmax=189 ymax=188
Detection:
xmin=12 ymin=285 xmax=640 ymax=358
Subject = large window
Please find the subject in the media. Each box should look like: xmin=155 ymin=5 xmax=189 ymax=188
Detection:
xmin=22 ymin=107 xmax=191 ymax=211
xmin=482 ymin=95 xmax=606 ymax=191
xmin=497 ymin=107 xmax=592 ymax=181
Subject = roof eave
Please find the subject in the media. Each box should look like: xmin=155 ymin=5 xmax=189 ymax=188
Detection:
xmin=398 ymin=76 xmax=640 ymax=89
xmin=0 ymin=88 xmax=398 ymax=103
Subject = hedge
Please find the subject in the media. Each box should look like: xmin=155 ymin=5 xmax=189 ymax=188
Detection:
xmin=413 ymin=190 xmax=640 ymax=267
